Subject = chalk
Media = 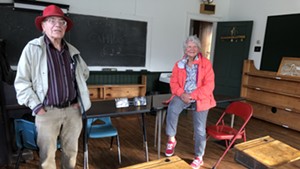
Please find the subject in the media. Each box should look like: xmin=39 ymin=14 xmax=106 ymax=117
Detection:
xmin=102 ymin=68 xmax=117 ymax=71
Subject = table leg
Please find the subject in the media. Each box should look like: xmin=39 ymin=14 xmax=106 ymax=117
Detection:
xmin=157 ymin=109 xmax=162 ymax=159
xmin=154 ymin=113 xmax=158 ymax=147
xmin=83 ymin=118 xmax=89 ymax=169
xmin=141 ymin=113 xmax=149 ymax=161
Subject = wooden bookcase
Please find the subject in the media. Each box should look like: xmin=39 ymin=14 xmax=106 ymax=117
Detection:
xmin=88 ymin=75 xmax=147 ymax=101
xmin=241 ymin=60 xmax=300 ymax=131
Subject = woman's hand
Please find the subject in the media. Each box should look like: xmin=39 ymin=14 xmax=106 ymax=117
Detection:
xmin=180 ymin=93 xmax=192 ymax=104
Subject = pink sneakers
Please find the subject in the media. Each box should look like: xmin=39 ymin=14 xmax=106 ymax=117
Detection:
xmin=190 ymin=156 xmax=204 ymax=169
xmin=165 ymin=140 xmax=177 ymax=157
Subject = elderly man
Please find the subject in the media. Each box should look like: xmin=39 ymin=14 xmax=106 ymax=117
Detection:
xmin=14 ymin=5 xmax=91 ymax=168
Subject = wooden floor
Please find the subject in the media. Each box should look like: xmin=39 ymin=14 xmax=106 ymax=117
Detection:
xmin=6 ymin=107 xmax=300 ymax=169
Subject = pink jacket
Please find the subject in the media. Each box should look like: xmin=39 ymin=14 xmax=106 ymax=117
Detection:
xmin=168 ymin=54 xmax=216 ymax=112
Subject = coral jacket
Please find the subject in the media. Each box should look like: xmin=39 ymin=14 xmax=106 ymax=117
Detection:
xmin=168 ymin=53 xmax=216 ymax=112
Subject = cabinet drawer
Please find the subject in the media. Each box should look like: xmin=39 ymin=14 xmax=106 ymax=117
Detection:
xmin=247 ymin=101 xmax=300 ymax=131
xmin=104 ymin=86 xmax=144 ymax=99
xmin=89 ymin=88 xmax=99 ymax=100
xmin=245 ymin=88 xmax=300 ymax=112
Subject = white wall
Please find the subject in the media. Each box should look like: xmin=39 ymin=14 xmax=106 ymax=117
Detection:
xmin=227 ymin=0 xmax=300 ymax=70
xmin=27 ymin=0 xmax=230 ymax=71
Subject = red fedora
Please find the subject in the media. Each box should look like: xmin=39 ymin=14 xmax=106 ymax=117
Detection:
xmin=35 ymin=5 xmax=73 ymax=32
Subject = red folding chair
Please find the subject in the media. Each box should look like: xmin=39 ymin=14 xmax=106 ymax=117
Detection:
xmin=206 ymin=101 xmax=253 ymax=169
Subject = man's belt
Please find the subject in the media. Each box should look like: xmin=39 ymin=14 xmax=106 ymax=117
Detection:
xmin=52 ymin=99 xmax=78 ymax=109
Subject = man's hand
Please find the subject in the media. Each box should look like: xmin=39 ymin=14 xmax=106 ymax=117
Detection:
xmin=37 ymin=108 xmax=46 ymax=115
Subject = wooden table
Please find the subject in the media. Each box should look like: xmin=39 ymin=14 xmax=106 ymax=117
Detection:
xmin=120 ymin=155 xmax=190 ymax=169
xmin=83 ymin=97 xmax=152 ymax=169
xmin=235 ymin=136 xmax=300 ymax=168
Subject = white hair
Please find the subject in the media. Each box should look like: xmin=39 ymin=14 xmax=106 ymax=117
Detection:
xmin=183 ymin=35 xmax=201 ymax=51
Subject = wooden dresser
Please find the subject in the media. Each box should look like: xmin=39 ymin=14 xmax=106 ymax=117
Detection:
xmin=241 ymin=60 xmax=300 ymax=131
xmin=88 ymin=75 xmax=147 ymax=101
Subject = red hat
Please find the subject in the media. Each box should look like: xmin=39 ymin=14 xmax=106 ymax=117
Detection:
xmin=35 ymin=5 xmax=73 ymax=32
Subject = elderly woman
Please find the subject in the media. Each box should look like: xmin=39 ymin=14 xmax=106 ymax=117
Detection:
xmin=164 ymin=35 xmax=216 ymax=169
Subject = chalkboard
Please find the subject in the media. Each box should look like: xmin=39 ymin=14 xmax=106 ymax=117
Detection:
xmin=69 ymin=14 xmax=147 ymax=67
xmin=261 ymin=13 xmax=300 ymax=71
xmin=0 ymin=5 xmax=41 ymax=66
xmin=0 ymin=5 xmax=147 ymax=67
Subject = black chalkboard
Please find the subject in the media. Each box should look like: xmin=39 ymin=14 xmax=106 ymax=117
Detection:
xmin=0 ymin=5 xmax=41 ymax=65
xmin=261 ymin=13 xmax=300 ymax=71
xmin=69 ymin=14 xmax=147 ymax=67
xmin=0 ymin=5 xmax=147 ymax=67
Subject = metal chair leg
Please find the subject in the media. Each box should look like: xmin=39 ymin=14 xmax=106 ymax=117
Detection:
xmin=116 ymin=135 xmax=121 ymax=164
xmin=15 ymin=148 xmax=23 ymax=169
xmin=110 ymin=137 xmax=114 ymax=150
xmin=154 ymin=112 xmax=159 ymax=147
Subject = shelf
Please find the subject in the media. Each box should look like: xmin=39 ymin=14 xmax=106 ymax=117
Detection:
xmin=245 ymin=100 xmax=300 ymax=131
xmin=243 ymin=97 xmax=300 ymax=114
xmin=241 ymin=60 xmax=300 ymax=131
xmin=245 ymin=72 xmax=300 ymax=83
xmin=243 ymin=85 xmax=300 ymax=99
xmin=88 ymin=75 xmax=147 ymax=101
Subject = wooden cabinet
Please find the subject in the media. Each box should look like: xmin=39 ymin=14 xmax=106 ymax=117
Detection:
xmin=241 ymin=60 xmax=300 ymax=131
xmin=88 ymin=75 xmax=147 ymax=101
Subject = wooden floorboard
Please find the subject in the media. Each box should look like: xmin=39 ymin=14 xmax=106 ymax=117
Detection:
xmin=7 ymin=107 xmax=300 ymax=169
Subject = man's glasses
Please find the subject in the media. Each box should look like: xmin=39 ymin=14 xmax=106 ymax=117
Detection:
xmin=44 ymin=18 xmax=67 ymax=27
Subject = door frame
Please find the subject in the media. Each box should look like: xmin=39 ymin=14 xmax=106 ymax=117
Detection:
xmin=185 ymin=13 xmax=220 ymax=62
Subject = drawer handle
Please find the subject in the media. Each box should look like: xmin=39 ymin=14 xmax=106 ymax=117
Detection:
xmin=275 ymin=76 xmax=281 ymax=80
xmin=255 ymin=87 xmax=261 ymax=90
xmin=282 ymin=124 xmax=289 ymax=128
xmin=284 ymin=108 xmax=292 ymax=112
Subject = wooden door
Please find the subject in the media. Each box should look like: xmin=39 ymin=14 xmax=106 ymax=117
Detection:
xmin=213 ymin=21 xmax=253 ymax=97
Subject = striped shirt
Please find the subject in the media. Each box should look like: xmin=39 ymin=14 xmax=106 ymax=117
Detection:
xmin=33 ymin=36 xmax=77 ymax=113
xmin=184 ymin=63 xmax=198 ymax=93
